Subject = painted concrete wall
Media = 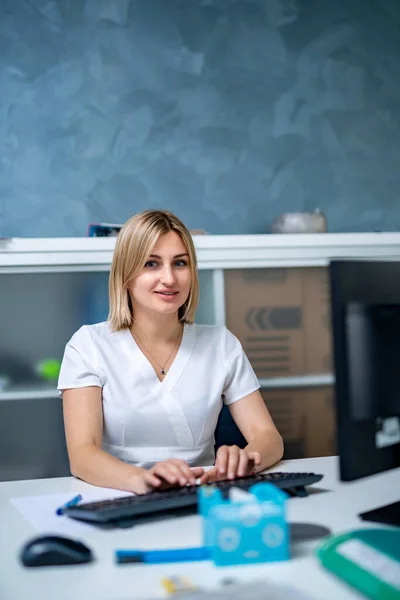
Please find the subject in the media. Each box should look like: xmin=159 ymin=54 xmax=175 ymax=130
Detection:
xmin=1 ymin=0 xmax=399 ymax=236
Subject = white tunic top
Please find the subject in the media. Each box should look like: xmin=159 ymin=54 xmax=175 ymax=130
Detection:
xmin=57 ymin=322 xmax=260 ymax=468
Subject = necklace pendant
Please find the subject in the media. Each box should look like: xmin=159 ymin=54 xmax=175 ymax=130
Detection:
xmin=161 ymin=369 xmax=165 ymax=375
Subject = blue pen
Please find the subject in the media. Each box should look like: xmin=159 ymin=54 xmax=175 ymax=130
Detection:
xmin=56 ymin=494 xmax=82 ymax=516
xmin=115 ymin=546 xmax=210 ymax=564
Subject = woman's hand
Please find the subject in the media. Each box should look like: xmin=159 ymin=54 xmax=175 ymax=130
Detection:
xmin=133 ymin=459 xmax=205 ymax=494
xmin=199 ymin=445 xmax=261 ymax=484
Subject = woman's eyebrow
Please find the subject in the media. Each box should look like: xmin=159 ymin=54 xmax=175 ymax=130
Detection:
xmin=148 ymin=253 xmax=189 ymax=259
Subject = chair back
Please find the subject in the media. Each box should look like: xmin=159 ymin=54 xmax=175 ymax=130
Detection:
xmin=214 ymin=404 xmax=246 ymax=450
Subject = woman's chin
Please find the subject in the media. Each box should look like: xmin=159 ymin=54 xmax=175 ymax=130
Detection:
xmin=148 ymin=303 xmax=181 ymax=316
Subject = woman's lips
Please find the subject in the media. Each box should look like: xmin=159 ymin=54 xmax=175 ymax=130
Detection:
xmin=154 ymin=291 xmax=179 ymax=300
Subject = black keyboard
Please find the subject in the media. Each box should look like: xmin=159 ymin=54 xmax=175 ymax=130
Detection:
xmin=65 ymin=472 xmax=323 ymax=525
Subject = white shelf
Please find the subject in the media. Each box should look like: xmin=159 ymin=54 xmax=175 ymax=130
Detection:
xmin=0 ymin=375 xmax=335 ymax=402
xmin=0 ymin=386 xmax=58 ymax=401
xmin=0 ymin=233 xmax=396 ymax=403
xmin=258 ymin=374 xmax=335 ymax=389
xmin=2 ymin=233 xmax=400 ymax=271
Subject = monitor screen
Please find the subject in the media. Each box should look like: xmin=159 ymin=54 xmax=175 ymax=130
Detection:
xmin=330 ymin=260 xmax=400 ymax=481
xmin=346 ymin=303 xmax=400 ymax=422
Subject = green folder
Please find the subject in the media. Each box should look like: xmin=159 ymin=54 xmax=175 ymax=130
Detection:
xmin=317 ymin=529 xmax=400 ymax=600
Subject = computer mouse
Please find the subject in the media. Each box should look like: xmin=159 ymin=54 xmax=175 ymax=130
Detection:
xmin=20 ymin=534 xmax=94 ymax=567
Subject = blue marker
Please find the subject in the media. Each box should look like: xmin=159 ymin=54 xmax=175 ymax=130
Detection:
xmin=56 ymin=494 xmax=82 ymax=516
xmin=115 ymin=547 xmax=210 ymax=564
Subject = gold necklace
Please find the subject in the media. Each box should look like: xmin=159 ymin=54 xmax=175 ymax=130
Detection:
xmin=132 ymin=328 xmax=183 ymax=375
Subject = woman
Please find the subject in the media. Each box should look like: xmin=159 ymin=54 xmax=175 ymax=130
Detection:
xmin=58 ymin=209 xmax=283 ymax=494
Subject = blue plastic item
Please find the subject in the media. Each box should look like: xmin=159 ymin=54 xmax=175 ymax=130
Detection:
xmin=198 ymin=482 xmax=289 ymax=566
xmin=115 ymin=546 xmax=210 ymax=564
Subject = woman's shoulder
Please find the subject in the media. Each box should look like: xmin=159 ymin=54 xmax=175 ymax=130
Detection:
xmin=67 ymin=321 xmax=113 ymax=347
xmin=191 ymin=323 xmax=239 ymax=346
xmin=191 ymin=323 xmax=243 ymax=354
xmin=191 ymin=322 xmax=226 ymax=338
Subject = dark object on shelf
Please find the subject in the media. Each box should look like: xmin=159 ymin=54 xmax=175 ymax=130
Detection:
xmin=0 ymin=353 xmax=37 ymax=386
xmin=87 ymin=223 xmax=123 ymax=237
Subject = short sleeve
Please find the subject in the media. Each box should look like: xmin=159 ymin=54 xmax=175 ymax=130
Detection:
xmin=57 ymin=326 xmax=102 ymax=395
xmin=222 ymin=328 xmax=260 ymax=405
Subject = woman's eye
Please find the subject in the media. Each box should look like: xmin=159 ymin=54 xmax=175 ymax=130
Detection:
xmin=144 ymin=259 xmax=187 ymax=268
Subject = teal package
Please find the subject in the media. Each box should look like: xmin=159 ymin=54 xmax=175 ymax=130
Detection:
xmin=198 ymin=482 xmax=289 ymax=567
xmin=317 ymin=528 xmax=400 ymax=599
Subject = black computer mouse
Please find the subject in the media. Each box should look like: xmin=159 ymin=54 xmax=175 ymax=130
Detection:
xmin=20 ymin=534 xmax=94 ymax=567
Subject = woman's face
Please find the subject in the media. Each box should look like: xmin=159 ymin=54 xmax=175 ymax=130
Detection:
xmin=128 ymin=231 xmax=192 ymax=319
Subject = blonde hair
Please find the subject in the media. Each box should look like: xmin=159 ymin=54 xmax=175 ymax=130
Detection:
xmin=108 ymin=209 xmax=199 ymax=330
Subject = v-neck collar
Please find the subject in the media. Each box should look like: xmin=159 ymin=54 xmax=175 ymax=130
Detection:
xmin=120 ymin=323 xmax=196 ymax=393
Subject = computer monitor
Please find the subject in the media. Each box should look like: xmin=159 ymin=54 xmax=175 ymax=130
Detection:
xmin=329 ymin=260 xmax=400 ymax=526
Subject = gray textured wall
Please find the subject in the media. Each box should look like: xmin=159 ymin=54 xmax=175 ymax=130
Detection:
xmin=1 ymin=0 xmax=399 ymax=237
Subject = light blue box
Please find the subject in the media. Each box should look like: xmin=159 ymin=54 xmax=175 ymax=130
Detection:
xmin=198 ymin=482 xmax=289 ymax=566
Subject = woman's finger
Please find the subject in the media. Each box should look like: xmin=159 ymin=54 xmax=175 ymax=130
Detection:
xmin=199 ymin=467 xmax=216 ymax=484
xmin=152 ymin=463 xmax=180 ymax=485
xmin=169 ymin=462 xmax=191 ymax=485
xmin=190 ymin=466 xmax=205 ymax=479
xmin=143 ymin=471 xmax=163 ymax=488
xmin=237 ymin=449 xmax=250 ymax=477
xmin=169 ymin=459 xmax=196 ymax=485
xmin=227 ymin=445 xmax=240 ymax=479
xmin=215 ymin=445 xmax=229 ymax=476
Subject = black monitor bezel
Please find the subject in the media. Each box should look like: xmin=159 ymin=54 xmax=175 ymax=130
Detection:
xmin=330 ymin=259 xmax=400 ymax=481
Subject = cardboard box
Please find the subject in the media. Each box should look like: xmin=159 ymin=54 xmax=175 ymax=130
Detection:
xmin=303 ymin=268 xmax=332 ymax=373
xmin=224 ymin=267 xmax=332 ymax=376
xmin=225 ymin=268 xmax=304 ymax=376
xmin=225 ymin=267 xmax=335 ymax=459
xmin=262 ymin=387 xmax=336 ymax=459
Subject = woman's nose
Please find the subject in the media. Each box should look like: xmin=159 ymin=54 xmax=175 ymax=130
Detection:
xmin=159 ymin=266 xmax=176 ymax=285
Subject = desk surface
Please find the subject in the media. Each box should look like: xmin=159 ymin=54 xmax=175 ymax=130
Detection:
xmin=1 ymin=456 xmax=399 ymax=600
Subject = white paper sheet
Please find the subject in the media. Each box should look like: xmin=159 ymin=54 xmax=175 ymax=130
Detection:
xmin=137 ymin=580 xmax=315 ymax=600
xmin=10 ymin=487 xmax=130 ymax=535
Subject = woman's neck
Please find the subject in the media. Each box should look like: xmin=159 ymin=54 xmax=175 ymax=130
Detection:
xmin=130 ymin=313 xmax=183 ymax=344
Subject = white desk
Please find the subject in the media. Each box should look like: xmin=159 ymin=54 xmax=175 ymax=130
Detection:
xmin=0 ymin=456 xmax=398 ymax=600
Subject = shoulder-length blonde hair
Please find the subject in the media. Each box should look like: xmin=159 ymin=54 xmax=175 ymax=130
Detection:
xmin=108 ymin=209 xmax=199 ymax=331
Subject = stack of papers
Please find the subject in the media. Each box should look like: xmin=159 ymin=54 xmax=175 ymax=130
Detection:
xmin=10 ymin=487 xmax=129 ymax=535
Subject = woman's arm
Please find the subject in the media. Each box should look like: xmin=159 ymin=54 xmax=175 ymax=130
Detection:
xmin=229 ymin=389 xmax=284 ymax=471
xmin=63 ymin=387 xmax=203 ymax=494
xmin=200 ymin=390 xmax=283 ymax=483
xmin=63 ymin=387 xmax=147 ymax=493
